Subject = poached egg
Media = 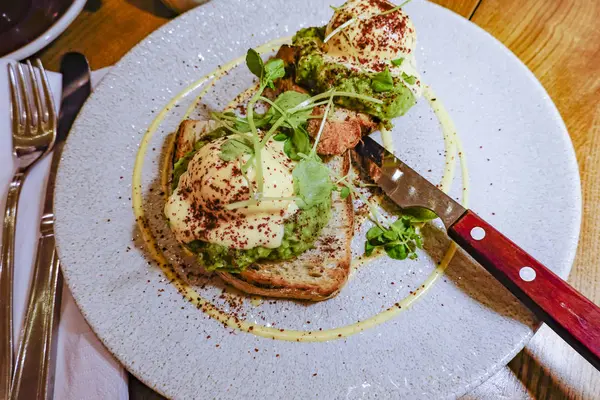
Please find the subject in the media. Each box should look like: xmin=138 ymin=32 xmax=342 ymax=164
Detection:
xmin=324 ymin=0 xmax=423 ymax=98
xmin=165 ymin=136 xmax=298 ymax=250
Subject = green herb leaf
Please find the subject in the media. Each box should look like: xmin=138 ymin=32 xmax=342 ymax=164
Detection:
xmin=374 ymin=234 xmax=389 ymax=245
xmin=265 ymin=91 xmax=313 ymax=129
xmin=415 ymin=235 xmax=423 ymax=249
xmin=246 ymin=48 xmax=264 ymax=79
xmin=263 ymin=58 xmax=285 ymax=89
xmin=363 ymin=216 xmax=422 ymax=260
xmin=185 ymin=240 xmax=205 ymax=253
xmin=231 ymin=113 xmax=268 ymax=133
xmin=172 ymin=150 xmax=196 ymax=191
xmin=385 ymin=243 xmax=407 ymax=260
xmin=366 ymin=225 xmax=383 ymax=241
xmin=219 ymin=137 xmax=254 ymax=161
xmin=233 ymin=118 xmax=251 ymax=133
xmin=401 ymin=72 xmax=417 ymax=85
xmin=365 ymin=241 xmax=375 ymax=257
xmin=284 ymin=126 xmax=311 ymax=161
xmin=402 ymin=207 xmax=438 ymax=222
xmin=245 ymin=49 xmax=285 ymax=89
xmin=383 ymin=229 xmax=399 ymax=242
xmin=292 ymin=126 xmax=311 ymax=153
xmin=391 ymin=57 xmax=404 ymax=66
xmin=340 ymin=186 xmax=350 ymax=199
xmin=371 ymin=67 xmax=394 ymax=92
xmin=283 ymin=139 xmax=296 ymax=160
xmin=292 ymin=157 xmax=333 ymax=209
xmin=273 ymin=132 xmax=288 ymax=141
xmin=211 ymin=111 xmax=257 ymax=134
xmin=391 ymin=217 xmax=409 ymax=233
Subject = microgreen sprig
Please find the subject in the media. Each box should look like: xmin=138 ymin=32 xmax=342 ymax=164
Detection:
xmin=220 ymin=49 xmax=383 ymax=211
xmin=324 ymin=18 xmax=357 ymax=44
xmin=310 ymin=90 xmax=335 ymax=156
xmin=365 ymin=216 xmax=422 ymax=260
xmin=379 ymin=0 xmax=412 ymax=16
xmin=244 ymin=49 xmax=286 ymax=197
xmin=335 ymin=173 xmax=422 ymax=260
xmin=290 ymin=90 xmax=336 ymax=210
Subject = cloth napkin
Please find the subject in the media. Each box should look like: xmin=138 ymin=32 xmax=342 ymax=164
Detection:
xmin=0 ymin=60 xmax=128 ymax=400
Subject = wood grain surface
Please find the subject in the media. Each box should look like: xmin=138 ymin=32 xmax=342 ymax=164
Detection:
xmin=470 ymin=1 xmax=600 ymax=398
xmin=36 ymin=0 xmax=600 ymax=398
xmin=37 ymin=0 xmax=174 ymax=70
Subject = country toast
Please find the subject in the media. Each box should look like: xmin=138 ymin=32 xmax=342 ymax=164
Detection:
xmin=169 ymin=119 xmax=353 ymax=301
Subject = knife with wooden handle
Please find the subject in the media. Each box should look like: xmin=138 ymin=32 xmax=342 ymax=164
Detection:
xmin=10 ymin=53 xmax=91 ymax=400
xmin=355 ymin=136 xmax=600 ymax=370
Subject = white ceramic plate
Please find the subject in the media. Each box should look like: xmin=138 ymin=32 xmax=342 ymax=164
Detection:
xmin=54 ymin=0 xmax=581 ymax=398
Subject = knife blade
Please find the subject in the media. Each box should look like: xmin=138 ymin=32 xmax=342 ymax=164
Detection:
xmin=355 ymin=136 xmax=466 ymax=229
xmin=10 ymin=53 xmax=91 ymax=400
xmin=355 ymin=136 xmax=600 ymax=370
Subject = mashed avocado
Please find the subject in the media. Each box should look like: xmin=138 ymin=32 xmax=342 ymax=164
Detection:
xmin=172 ymin=133 xmax=332 ymax=273
xmin=292 ymin=27 xmax=416 ymax=120
xmin=186 ymin=199 xmax=330 ymax=272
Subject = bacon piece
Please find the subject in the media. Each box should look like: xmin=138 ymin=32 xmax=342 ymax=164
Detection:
xmin=275 ymin=44 xmax=296 ymax=65
xmin=307 ymin=107 xmax=377 ymax=155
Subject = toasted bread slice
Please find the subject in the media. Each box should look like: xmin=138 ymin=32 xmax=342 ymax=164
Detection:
xmin=170 ymin=119 xmax=353 ymax=301
xmin=174 ymin=119 xmax=218 ymax=160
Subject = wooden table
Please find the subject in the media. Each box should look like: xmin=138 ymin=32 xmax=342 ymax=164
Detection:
xmin=38 ymin=0 xmax=600 ymax=398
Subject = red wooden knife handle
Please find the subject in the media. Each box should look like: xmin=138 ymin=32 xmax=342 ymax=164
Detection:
xmin=448 ymin=210 xmax=600 ymax=370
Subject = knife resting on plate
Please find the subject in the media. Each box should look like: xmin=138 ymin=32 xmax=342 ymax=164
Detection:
xmin=355 ymin=136 xmax=600 ymax=370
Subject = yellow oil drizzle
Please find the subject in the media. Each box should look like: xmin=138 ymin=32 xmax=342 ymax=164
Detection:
xmin=350 ymin=248 xmax=384 ymax=271
xmin=250 ymin=296 xmax=263 ymax=307
xmin=423 ymin=85 xmax=458 ymax=194
xmin=133 ymin=38 xmax=469 ymax=342
xmin=455 ymin=133 xmax=470 ymax=207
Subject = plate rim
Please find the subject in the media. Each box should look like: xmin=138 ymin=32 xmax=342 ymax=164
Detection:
xmin=56 ymin=1 xmax=582 ymax=398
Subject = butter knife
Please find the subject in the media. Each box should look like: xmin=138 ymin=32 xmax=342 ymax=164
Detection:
xmin=10 ymin=53 xmax=91 ymax=400
xmin=355 ymin=136 xmax=600 ymax=370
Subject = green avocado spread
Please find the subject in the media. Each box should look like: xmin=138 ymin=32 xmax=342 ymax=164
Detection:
xmin=292 ymin=27 xmax=416 ymax=120
xmin=186 ymin=200 xmax=330 ymax=273
xmin=171 ymin=133 xmax=332 ymax=274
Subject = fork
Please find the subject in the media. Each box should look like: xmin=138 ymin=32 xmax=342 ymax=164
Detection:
xmin=0 ymin=60 xmax=56 ymax=400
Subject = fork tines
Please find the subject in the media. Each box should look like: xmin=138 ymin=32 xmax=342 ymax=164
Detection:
xmin=8 ymin=59 xmax=56 ymax=138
